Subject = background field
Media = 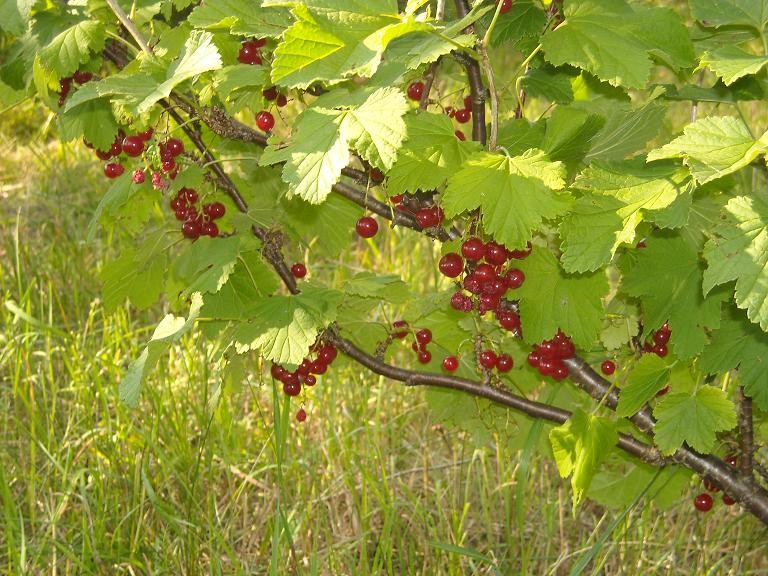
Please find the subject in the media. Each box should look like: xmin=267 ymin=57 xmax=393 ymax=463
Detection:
xmin=1 ymin=103 xmax=767 ymax=575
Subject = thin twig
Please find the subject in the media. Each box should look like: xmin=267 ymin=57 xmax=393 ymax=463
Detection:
xmin=739 ymin=387 xmax=754 ymax=477
xmin=104 ymin=0 xmax=153 ymax=54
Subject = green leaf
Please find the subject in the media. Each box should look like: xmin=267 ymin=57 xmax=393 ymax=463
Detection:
xmin=388 ymin=112 xmax=481 ymax=195
xmin=214 ymin=64 xmax=269 ymax=109
xmin=582 ymin=101 xmax=667 ymax=161
xmin=64 ymin=71 xmax=159 ymax=115
xmin=38 ymin=20 xmax=105 ymax=80
xmin=622 ymin=235 xmax=727 ymax=358
xmin=701 ymin=307 xmax=768 ymax=410
xmin=100 ymin=237 xmax=167 ymax=312
xmin=188 ymin=0 xmax=291 ymax=37
xmin=703 ymin=194 xmax=768 ymax=330
xmin=701 ymin=46 xmax=768 ymax=86
xmin=119 ymin=293 xmax=203 ymax=407
xmin=540 ymin=106 xmax=604 ymax=170
xmin=589 ymin=461 xmax=690 ymax=510
xmin=514 ymin=248 xmax=608 ymax=348
xmin=341 ymin=272 xmax=410 ymax=304
xmin=616 ymin=355 xmax=672 ymax=417
xmin=0 ymin=0 xmax=34 ymax=36
xmin=442 ymin=150 xmax=570 ymax=250
xmin=261 ymin=108 xmax=349 ymax=204
xmin=488 ymin=0 xmax=547 ymax=48
xmin=647 ymin=115 xmax=768 ymax=184
xmin=520 ymin=66 xmax=575 ymax=105
xmin=270 ymin=4 xmax=431 ymax=88
xmin=653 ymin=387 xmax=737 ymax=455
xmin=560 ymin=160 xmax=692 ymax=272
xmin=200 ymin=250 xmax=279 ymax=320
xmin=689 ymin=0 xmax=768 ymax=31
xmin=550 ymin=409 xmax=618 ymax=507
xmin=137 ymin=30 xmax=222 ymax=114
xmin=282 ymin=193 xmax=361 ymax=258
xmin=233 ymin=284 xmax=343 ymax=365
xmin=262 ymin=87 xmax=408 ymax=203
xmin=559 ymin=194 xmax=626 ymax=273
xmin=542 ymin=0 xmax=694 ymax=89
xmin=600 ymin=294 xmax=640 ymax=350
xmin=57 ymin=99 xmax=118 ymax=151
xmin=172 ymin=236 xmax=241 ymax=296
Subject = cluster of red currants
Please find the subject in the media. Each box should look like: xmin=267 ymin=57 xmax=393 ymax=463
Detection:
xmin=442 ymin=238 xmax=530 ymax=334
xmin=389 ymin=193 xmax=445 ymax=229
xmin=391 ymin=322 xmax=435 ymax=365
xmin=83 ymin=127 xmax=155 ymax=180
xmin=478 ymin=349 xmax=514 ymax=373
xmin=56 ymin=70 xmax=93 ymax=106
xmin=270 ymin=343 xmax=338 ymax=422
xmin=643 ymin=322 xmax=671 ymax=357
xmin=238 ymin=38 xmax=267 ymax=65
xmin=262 ymin=85 xmax=288 ymax=108
xmin=526 ymin=330 xmax=576 ymax=381
xmin=694 ymin=454 xmax=739 ymax=511
xmin=170 ymin=188 xmax=226 ymax=239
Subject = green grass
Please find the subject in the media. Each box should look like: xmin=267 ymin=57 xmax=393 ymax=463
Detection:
xmin=1 ymin=109 xmax=767 ymax=575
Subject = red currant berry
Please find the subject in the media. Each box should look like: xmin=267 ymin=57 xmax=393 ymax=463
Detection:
xmin=205 ymin=202 xmax=226 ymax=219
xmin=276 ymin=94 xmax=288 ymax=108
xmin=450 ymin=292 xmax=472 ymax=312
xmin=496 ymin=0 xmax=513 ymax=13
xmin=505 ymin=268 xmax=525 ymax=289
xmin=407 ymin=81 xmax=425 ymax=101
xmin=138 ymin=127 xmax=154 ymax=141
xmin=182 ymin=188 xmax=198 ymax=204
xmin=474 ymin=263 xmax=495 ymax=282
xmin=132 ymin=169 xmax=146 ymax=184
xmin=415 ymin=328 xmax=432 ymax=345
xmin=109 ymin=139 xmax=122 ymax=157
xmin=303 ymin=374 xmax=317 ymax=387
xmin=318 ymin=345 xmax=337 ymax=364
xmin=496 ymin=354 xmax=513 ymax=373
xmin=310 ymin=359 xmax=328 ymax=374
xmin=527 ymin=351 xmax=540 ymax=368
xmin=418 ymin=349 xmax=432 ymax=364
xmin=256 ymin=110 xmax=275 ymax=132
xmin=442 ymin=355 xmax=459 ymax=372
xmin=122 ymin=135 xmax=144 ymax=157
xmin=600 ymin=360 xmax=616 ymax=376
xmin=393 ymin=320 xmax=409 ymax=339
xmin=552 ymin=364 xmax=569 ymax=380
xmin=463 ymin=95 xmax=472 ymax=109
xmin=508 ymin=241 xmax=532 ymax=259
xmin=653 ymin=343 xmax=668 ymax=357
xmin=389 ymin=194 xmax=403 ymax=204
xmin=182 ymin=220 xmax=202 ymax=239
xmin=703 ymin=479 xmax=720 ymax=493
xmin=104 ymin=162 xmax=125 ymax=179
xmin=479 ymin=350 xmax=497 ymax=369
xmin=693 ymin=493 xmax=713 ymax=512
xmin=656 ymin=385 xmax=670 ymax=397
xmin=415 ymin=207 xmax=439 ymax=229
xmin=723 ymin=494 xmax=736 ymax=506
xmin=291 ymin=262 xmax=307 ymax=279
xmin=202 ymin=222 xmax=220 ymax=237
xmin=252 ymin=38 xmax=267 ymax=48
xmin=238 ymin=42 xmax=262 ymax=65
xmin=438 ymin=253 xmax=464 ymax=278
xmin=271 ymin=363 xmax=286 ymax=380
xmin=355 ymin=216 xmax=379 ymax=238
xmin=166 ymin=138 xmax=184 ymax=157
xmin=369 ymin=168 xmax=385 ymax=183
xmin=725 ymin=454 xmax=738 ymax=468
xmin=296 ymin=408 xmax=307 ymax=422
xmin=484 ymin=242 xmax=507 ymax=266
xmin=455 ymin=130 xmax=466 ymax=141
xmin=461 ymin=237 xmax=486 ymax=261
xmin=454 ymin=108 xmax=471 ymax=124
xmin=73 ymin=70 xmax=93 ymax=84
xmin=497 ymin=310 xmax=520 ymax=331
xmin=463 ymin=274 xmax=482 ymax=294
xmin=283 ymin=379 xmax=301 ymax=397
xmin=262 ymin=86 xmax=278 ymax=101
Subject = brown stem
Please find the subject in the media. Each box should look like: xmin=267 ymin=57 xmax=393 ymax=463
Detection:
xmin=739 ymin=387 xmax=754 ymax=477
xmin=453 ymin=0 xmax=487 ymax=146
